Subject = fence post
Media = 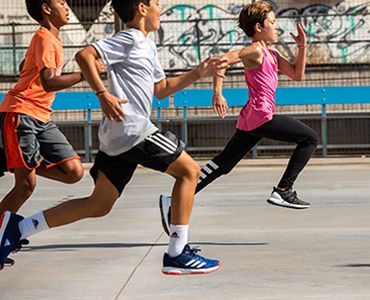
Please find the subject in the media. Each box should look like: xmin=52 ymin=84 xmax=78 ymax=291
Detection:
xmin=182 ymin=108 xmax=188 ymax=149
xmin=84 ymin=104 xmax=92 ymax=162
xmin=195 ymin=19 xmax=202 ymax=64
xmin=321 ymin=89 xmax=327 ymax=157
xmin=11 ymin=22 xmax=17 ymax=75
xmin=156 ymin=102 xmax=162 ymax=131
xmin=252 ymin=145 xmax=258 ymax=158
xmin=181 ymin=92 xmax=188 ymax=148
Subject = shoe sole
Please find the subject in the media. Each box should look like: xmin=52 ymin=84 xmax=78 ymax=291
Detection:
xmin=162 ymin=263 xmax=222 ymax=275
xmin=159 ymin=195 xmax=171 ymax=236
xmin=267 ymin=198 xmax=310 ymax=209
xmin=5 ymin=257 xmax=15 ymax=267
xmin=0 ymin=211 xmax=11 ymax=271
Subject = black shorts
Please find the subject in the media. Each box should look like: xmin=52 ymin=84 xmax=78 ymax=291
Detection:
xmin=90 ymin=130 xmax=185 ymax=195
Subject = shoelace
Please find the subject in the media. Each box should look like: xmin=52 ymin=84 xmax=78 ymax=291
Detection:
xmin=185 ymin=246 xmax=202 ymax=257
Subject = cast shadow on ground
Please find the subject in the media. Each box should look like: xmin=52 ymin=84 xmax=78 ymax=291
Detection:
xmin=22 ymin=241 xmax=269 ymax=252
xmin=338 ymin=263 xmax=370 ymax=268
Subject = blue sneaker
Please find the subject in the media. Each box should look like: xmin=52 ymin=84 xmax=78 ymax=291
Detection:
xmin=0 ymin=211 xmax=23 ymax=271
xmin=159 ymin=195 xmax=171 ymax=236
xmin=162 ymin=244 xmax=221 ymax=275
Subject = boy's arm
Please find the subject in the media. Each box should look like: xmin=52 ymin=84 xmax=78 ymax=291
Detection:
xmin=154 ymin=56 xmax=227 ymax=99
xmin=276 ymin=22 xmax=307 ymax=81
xmin=211 ymin=46 xmax=261 ymax=118
xmin=212 ymin=67 xmax=228 ymax=118
xmin=40 ymin=69 xmax=83 ymax=92
xmin=75 ymin=45 xmax=127 ymax=122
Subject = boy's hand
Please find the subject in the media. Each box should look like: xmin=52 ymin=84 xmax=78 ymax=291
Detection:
xmin=290 ymin=22 xmax=307 ymax=48
xmin=97 ymin=92 xmax=128 ymax=122
xmin=197 ymin=56 xmax=228 ymax=78
xmin=212 ymin=92 xmax=228 ymax=118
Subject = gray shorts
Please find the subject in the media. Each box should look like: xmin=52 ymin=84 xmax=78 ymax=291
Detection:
xmin=0 ymin=112 xmax=79 ymax=170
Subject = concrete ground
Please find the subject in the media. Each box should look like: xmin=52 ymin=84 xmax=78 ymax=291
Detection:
xmin=1 ymin=157 xmax=370 ymax=300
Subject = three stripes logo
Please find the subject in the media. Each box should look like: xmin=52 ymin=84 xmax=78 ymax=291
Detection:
xmin=170 ymin=232 xmax=180 ymax=239
xmin=32 ymin=219 xmax=39 ymax=229
xmin=146 ymin=132 xmax=177 ymax=154
xmin=198 ymin=160 xmax=219 ymax=183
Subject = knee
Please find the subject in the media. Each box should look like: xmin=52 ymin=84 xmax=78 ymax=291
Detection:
xmin=65 ymin=164 xmax=84 ymax=184
xmin=308 ymin=131 xmax=319 ymax=147
xmin=182 ymin=163 xmax=201 ymax=182
xmin=301 ymin=130 xmax=319 ymax=148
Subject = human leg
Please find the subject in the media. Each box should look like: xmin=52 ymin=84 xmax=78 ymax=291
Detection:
xmin=36 ymin=159 xmax=83 ymax=184
xmin=20 ymin=150 xmax=137 ymax=238
xmin=0 ymin=151 xmax=136 ymax=270
xmin=0 ymin=171 xmax=120 ymax=270
xmin=35 ymin=120 xmax=83 ymax=184
xmin=163 ymin=151 xmax=220 ymax=275
xmin=129 ymin=130 xmax=220 ymax=274
xmin=253 ymin=115 xmax=318 ymax=188
xmin=160 ymin=130 xmax=260 ymax=235
xmin=251 ymin=115 xmax=318 ymax=208
xmin=0 ymin=168 xmax=36 ymax=214
xmin=196 ymin=129 xmax=261 ymax=193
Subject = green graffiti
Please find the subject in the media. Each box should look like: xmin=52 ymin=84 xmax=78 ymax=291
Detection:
xmin=204 ymin=5 xmax=214 ymax=20
xmin=348 ymin=15 xmax=356 ymax=35
xmin=341 ymin=47 xmax=348 ymax=63
xmin=229 ymin=32 xmax=234 ymax=45
xmin=170 ymin=5 xmax=196 ymax=22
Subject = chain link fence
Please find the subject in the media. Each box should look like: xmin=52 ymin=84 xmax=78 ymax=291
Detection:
xmin=0 ymin=0 xmax=369 ymax=157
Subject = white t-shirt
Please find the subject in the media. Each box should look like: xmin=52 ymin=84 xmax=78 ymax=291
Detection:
xmin=92 ymin=28 xmax=166 ymax=156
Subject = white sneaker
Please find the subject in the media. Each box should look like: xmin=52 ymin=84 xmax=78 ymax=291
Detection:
xmin=159 ymin=195 xmax=171 ymax=236
xmin=267 ymin=187 xmax=310 ymax=209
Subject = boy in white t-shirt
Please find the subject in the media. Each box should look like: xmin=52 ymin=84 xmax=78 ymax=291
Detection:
xmin=0 ymin=0 xmax=225 ymax=275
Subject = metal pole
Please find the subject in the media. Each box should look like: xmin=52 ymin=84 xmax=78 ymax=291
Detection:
xmin=321 ymin=98 xmax=328 ymax=157
xmin=84 ymin=106 xmax=93 ymax=162
xmin=252 ymin=145 xmax=258 ymax=158
xmin=182 ymin=107 xmax=188 ymax=150
xmin=195 ymin=19 xmax=202 ymax=64
xmin=11 ymin=22 xmax=17 ymax=75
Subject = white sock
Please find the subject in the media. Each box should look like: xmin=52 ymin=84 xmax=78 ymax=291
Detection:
xmin=167 ymin=224 xmax=189 ymax=258
xmin=19 ymin=211 xmax=49 ymax=239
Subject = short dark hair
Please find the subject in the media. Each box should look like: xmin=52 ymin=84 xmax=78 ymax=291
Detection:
xmin=25 ymin=0 xmax=52 ymax=23
xmin=238 ymin=1 xmax=274 ymax=38
xmin=111 ymin=0 xmax=151 ymax=23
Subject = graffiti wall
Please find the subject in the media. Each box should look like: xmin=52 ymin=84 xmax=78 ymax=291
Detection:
xmin=0 ymin=0 xmax=369 ymax=75
xmin=156 ymin=1 xmax=370 ymax=68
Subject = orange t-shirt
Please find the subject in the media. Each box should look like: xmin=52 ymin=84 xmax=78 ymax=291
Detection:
xmin=0 ymin=27 xmax=64 ymax=123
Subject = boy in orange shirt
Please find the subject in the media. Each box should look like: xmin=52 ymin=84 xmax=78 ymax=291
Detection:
xmin=0 ymin=0 xmax=84 ymax=217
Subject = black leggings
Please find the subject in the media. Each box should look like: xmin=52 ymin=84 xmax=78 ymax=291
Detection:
xmin=195 ymin=114 xmax=319 ymax=194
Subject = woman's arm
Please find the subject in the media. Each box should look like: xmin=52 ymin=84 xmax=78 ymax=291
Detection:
xmin=276 ymin=22 xmax=307 ymax=81
xmin=154 ymin=56 xmax=227 ymax=99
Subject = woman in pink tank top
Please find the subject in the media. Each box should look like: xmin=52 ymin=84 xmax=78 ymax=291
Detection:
xmin=176 ymin=1 xmax=318 ymax=211
xmin=159 ymin=1 xmax=320 ymax=237
xmin=197 ymin=1 xmax=319 ymax=208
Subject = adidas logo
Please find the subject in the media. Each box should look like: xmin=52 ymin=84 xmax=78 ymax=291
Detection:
xmin=170 ymin=232 xmax=180 ymax=239
xmin=32 ymin=219 xmax=39 ymax=229
xmin=4 ymin=239 xmax=11 ymax=247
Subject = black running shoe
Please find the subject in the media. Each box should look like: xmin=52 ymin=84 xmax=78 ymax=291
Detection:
xmin=267 ymin=187 xmax=310 ymax=209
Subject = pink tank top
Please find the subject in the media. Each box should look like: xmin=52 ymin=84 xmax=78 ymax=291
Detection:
xmin=236 ymin=46 xmax=278 ymax=131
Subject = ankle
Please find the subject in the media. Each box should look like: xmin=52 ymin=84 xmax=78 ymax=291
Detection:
xmin=276 ymin=186 xmax=289 ymax=192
